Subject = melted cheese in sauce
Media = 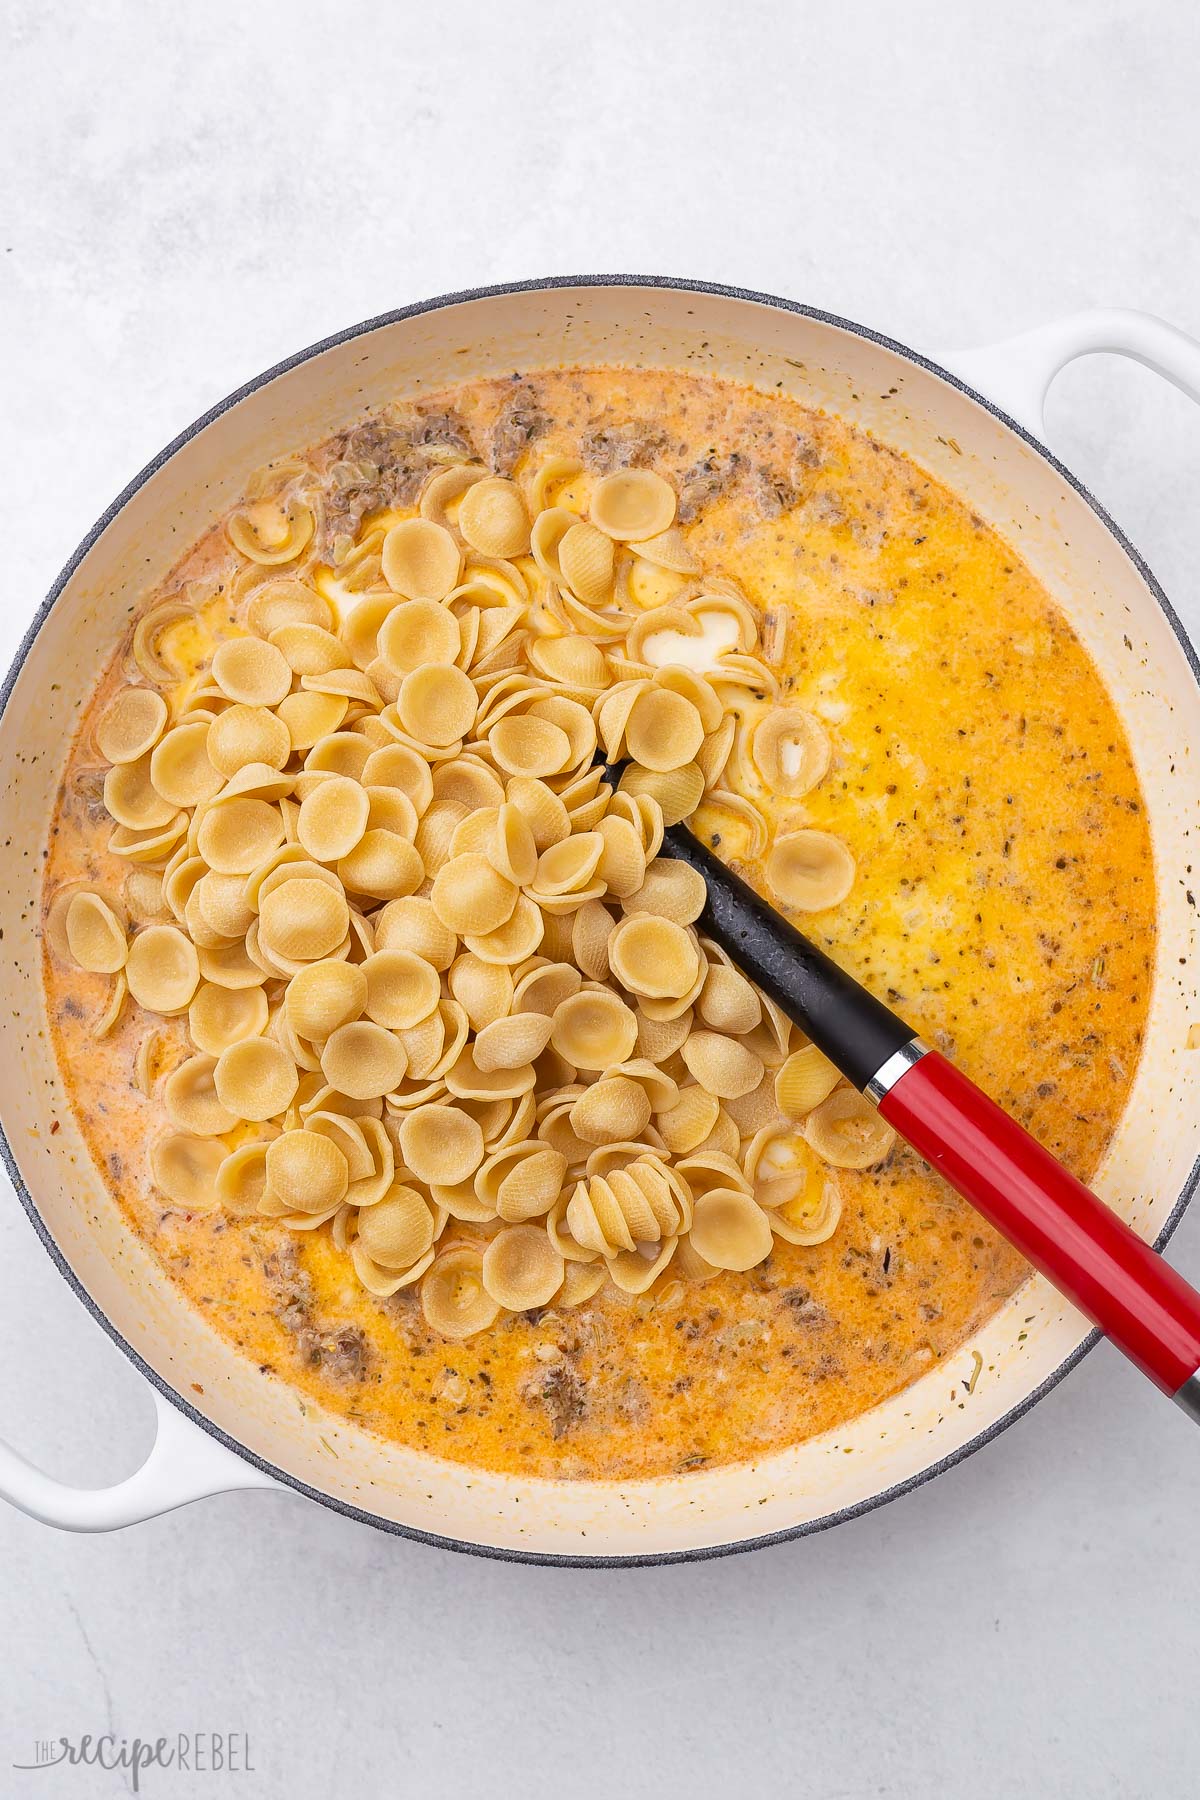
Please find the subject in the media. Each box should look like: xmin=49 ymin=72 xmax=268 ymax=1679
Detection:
xmin=42 ymin=369 xmax=1155 ymax=1481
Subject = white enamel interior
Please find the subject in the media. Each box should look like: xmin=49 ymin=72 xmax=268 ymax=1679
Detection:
xmin=4 ymin=283 xmax=1198 ymax=1559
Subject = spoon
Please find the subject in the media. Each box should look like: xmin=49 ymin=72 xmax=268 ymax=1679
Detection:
xmin=649 ymin=807 xmax=1200 ymax=1423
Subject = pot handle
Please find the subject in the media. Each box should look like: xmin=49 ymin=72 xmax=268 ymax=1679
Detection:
xmin=936 ymin=308 xmax=1200 ymax=439
xmin=0 ymin=1386 xmax=282 ymax=1531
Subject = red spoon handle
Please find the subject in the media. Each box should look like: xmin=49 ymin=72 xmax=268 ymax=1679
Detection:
xmin=878 ymin=1049 xmax=1200 ymax=1395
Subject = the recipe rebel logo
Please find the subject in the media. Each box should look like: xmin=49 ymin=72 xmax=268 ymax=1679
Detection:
xmin=13 ymin=1732 xmax=254 ymax=1789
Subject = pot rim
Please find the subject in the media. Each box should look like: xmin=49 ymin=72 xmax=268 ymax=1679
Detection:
xmin=4 ymin=273 xmax=1198 ymax=1566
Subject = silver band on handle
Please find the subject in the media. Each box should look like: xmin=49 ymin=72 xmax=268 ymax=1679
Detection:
xmin=864 ymin=1038 xmax=931 ymax=1106
xmin=1174 ymin=1369 xmax=1200 ymax=1425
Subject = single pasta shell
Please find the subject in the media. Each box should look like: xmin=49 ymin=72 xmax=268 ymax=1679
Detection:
xmin=465 ymin=893 xmax=545 ymax=966
xmin=752 ymin=706 xmax=832 ymax=799
xmin=698 ymin=963 xmax=763 ymax=1035
xmin=590 ymin=469 xmax=677 ymax=542
xmin=268 ymin=622 xmax=347 ymax=676
xmin=259 ymin=877 xmax=350 ymax=963
xmin=481 ymin=1225 xmax=564 ymax=1311
xmin=624 ymin=688 xmax=705 ymax=773
xmin=433 ymin=756 xmax=505 ymax=812
xmin=374 ymin=895 xmax=458 ymax=970
xmin=458 ymin=477 xmax=531 ymax=559
xmin=491 ymin=1146 xmax=568 ymax=1223
xmin=489 ymin=715 xmax=572 ymax=780
xmin=396 ymin=662 xmax=478 ymax=747
xmin=765 ymin=829 xmax=856 ymax=912
xmin=774 ymin=1044 xmax=841 ymax=1120
xmin=276 ymin=690 xmax=349 ymax=751
xmin=189 ymin=981 xmax=270 ymax=1057
xmin=594 ymin=813 xmax=647 ymax=899
xmin=338 ymin=830 xmax=424 ymax=901
xmin=421 ymin=1246 xmax=500 ymax=1339
xmin=265 ymin=1128 xmax=349 ymax=1213
xmin=284 ymin=960 xmax=367 ymax=1042
xmin=164 ymin=1054 xmax=238 ymax=1137
xmin=399 ymin=1103 xmax=485 ymax=1185
xmin=381 ymin=519 xmax=463 ymax=601
xmin=211 ymin=636 xmax=292 ymax=707
xmin=96 ymin=686 xmax=169 ymax=764
xmin=228 ymin=497 xmax=313 ymax=566
xmin=571 ymin=899 xmax=614 ymax=980
xmin=197 ymin=797 xmax=286 ymax=875
xmin=657 ymin=1085 xmax=722 ymax=1154
xmin=214 ymin=1037 xmax=299 ymax=1121
xmin=377 ymin=598 xmax=461 ymax=673
xmin=126 ymin=925 xmax=200 ymax=1013
xmin=362 ymin=744 xmax=435 ymax=813
xmin=530 ymin=506 xmax=579 ymax=584
xmin=193 ymin=869 xmax=254 ymax=938
xmin=151 ymin=1132 xmax=225 ymax=1213
xmin=320 ymin=1021 xmax=409 ymax=1101
xmin=513 ymin=961 xmax=581 ymax=1017
xmin=444 ymin=1043 xmax=536 ymax=1102
xmin=550 ymin=989 xmax=638 ymax=1071
xmin=805 ymin=1085 xmax=896 ymax=1169
xmin=448 ymin=952 xmax=514 ymax=1031
xmin=558 ymin=1262 xmax=606 ymax=1307
xmin=104 ymin=754 xmax=179 ymax=831
xmin=629 ymin=526 xmax=700 ymax=574
xmin=362 ymin=948 xmax=440 ymax=1030
xmin=569 ymin=1077 xmax=652 ymax=1147
xmin=622 ymin=856 xmax=707 ymax=925
xmin=305 ymin=731 xmax=373 ymax=780
xmin=689 ymin=1188 xmax=773 ymax=1272
xmin=504 ymin=776 xmax=570 ymax=850
xmin=635 ymin=1004 xmax=693 ymax=1063
xmin=297 ymin=776 xmax=370 ymax=863
xmin=206 ymin=704 xmax=291 ymax=779
xmin=487 ymin=801 xmax=538 ymax=886
xmin=527 ymin=632 xmax=609 ymax=689
xmin=194 ymin=939 xmax=263 ymax=991
xmin=420 ymin=462 xmax=488 ymax=530
xmin=558 ymin=521 xmax=615 ymax=605
xmin=357 ymin=1183 xmax=436 ymax=1270
xmin=532 ymin=832 xmax=605 ymax=897
xmin=473 ymin=1011 xmax=554 ymax=1072
xmin=65 ymin=891 xmax=128 ymax=974
xmin=216 ymin=1141 xmax=273 ymax=1217
xmin=608 ymin=915 xmax=700 ymax=1000
xmin=680 ymin=1030 xmax=764 ymax=1100
xmin=431 ymin=854 xmax=518 ymax=936
xmin=770 ymin=1167 xmax=843 ymax=1247
xmin=246 ymin=579 xmax=332 ymax=638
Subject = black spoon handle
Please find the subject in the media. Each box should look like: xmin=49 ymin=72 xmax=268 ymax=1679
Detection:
xmin=660 ymin=820 xmax=915 ymax=1091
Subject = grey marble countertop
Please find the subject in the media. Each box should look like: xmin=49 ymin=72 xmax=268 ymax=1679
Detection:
xmin=2 ymin=2 xmax=1198 ymax=1795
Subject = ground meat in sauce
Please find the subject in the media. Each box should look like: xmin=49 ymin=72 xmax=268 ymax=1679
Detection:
xmin=520 ymin=1358 xmax=588 ymax=1439
xmin=487 ymin=383 xmax=550 ymax=474
xmin=579 ymin=418 xmax=671 ymax=473
xmin=676 ymin=450 xmax=744 ymax=522
xmin=262 ymin=1239 xmax=370 ymax=1384
xmin=322 ymin=408 xmax=476 ymax=546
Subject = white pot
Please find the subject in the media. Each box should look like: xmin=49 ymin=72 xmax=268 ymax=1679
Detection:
xmin=3 ymin=282 xmax=1199 ymax=1561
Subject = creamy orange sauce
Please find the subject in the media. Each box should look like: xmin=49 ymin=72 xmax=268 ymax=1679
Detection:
xmin=42 ymin=369 xmax=1154 ymax=1480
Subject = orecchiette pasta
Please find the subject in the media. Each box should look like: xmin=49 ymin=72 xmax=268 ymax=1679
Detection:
xmin=54 ymin=441 xmax=862 ymax=1338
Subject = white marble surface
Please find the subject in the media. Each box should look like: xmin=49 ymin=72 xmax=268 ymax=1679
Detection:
xmin=2 ymin=1 xmax=1199 ymax=1794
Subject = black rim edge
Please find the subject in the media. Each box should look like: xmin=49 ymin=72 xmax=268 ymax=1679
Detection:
xmin=3 ymin=272 xmax=1198 ymax=1568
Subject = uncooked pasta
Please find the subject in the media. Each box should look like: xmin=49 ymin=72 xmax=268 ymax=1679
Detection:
xmin=49 ymin=442 xmax=869 ymax=1332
